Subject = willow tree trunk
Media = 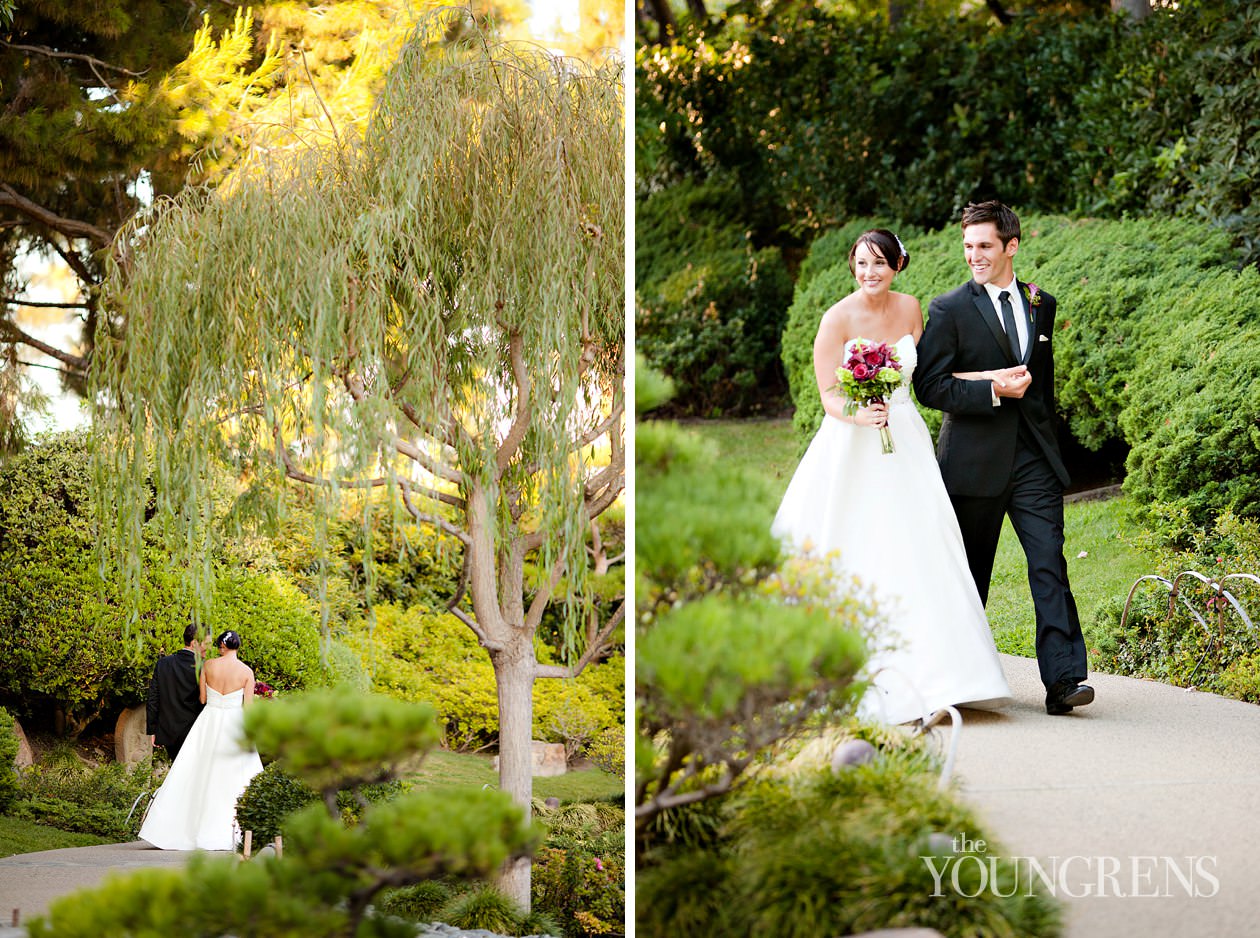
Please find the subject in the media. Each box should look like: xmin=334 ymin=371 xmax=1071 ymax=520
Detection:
xmin=491 ymin=640 xmax=536 ymax=908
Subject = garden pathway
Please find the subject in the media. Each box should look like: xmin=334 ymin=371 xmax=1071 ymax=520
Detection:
xmin=946 ymin=653 xmax=1260 ymax=938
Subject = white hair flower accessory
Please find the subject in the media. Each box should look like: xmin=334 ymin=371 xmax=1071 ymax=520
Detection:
xmin=894 ymin=235 xmax=907 ymax=259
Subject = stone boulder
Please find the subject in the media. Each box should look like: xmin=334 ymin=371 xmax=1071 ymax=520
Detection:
xmin=492 ymin=741 xmax=567 ymax=777
xmin=11 ymin=717 xmax=33 ymax=770
xmin=114 ymin=706 xmax=153 ymax=764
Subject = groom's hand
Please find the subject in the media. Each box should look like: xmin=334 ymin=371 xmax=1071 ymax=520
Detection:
xmin=989 ymin=366 xmax=1031 ymax=399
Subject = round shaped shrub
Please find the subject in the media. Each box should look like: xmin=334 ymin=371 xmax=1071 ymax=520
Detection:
xmin=234 ymin=762 xmax=318 ymax=845
xmin=377 ymin=881 xmax=454 ymax=922
xmin=437 ymin=886 xmax=525 ymax=933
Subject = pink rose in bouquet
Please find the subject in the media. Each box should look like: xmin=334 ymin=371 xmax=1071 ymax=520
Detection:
xmin=834 ymin=339 xmax=903 ymax=454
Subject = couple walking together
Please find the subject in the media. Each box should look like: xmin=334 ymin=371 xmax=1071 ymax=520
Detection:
xmin=774 ymin=200 xmax=1093 ymax=724
xmin=141 ymin=626 xmax=264 ymax=851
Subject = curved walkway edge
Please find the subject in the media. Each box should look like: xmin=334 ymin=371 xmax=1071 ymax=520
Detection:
xmin=945 ymin=653 xmax=1260 ymax=937
xmin=0 ymin=840 xmax=209 ymax=931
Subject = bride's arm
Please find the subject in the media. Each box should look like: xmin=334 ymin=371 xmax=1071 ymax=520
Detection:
xmin=242 ymin=670 xmax=256 ymax=707
xmin=813 ymin=307 xmax=886 ymax=425
xmin=199 ymin=662 xmax=207 ymax=705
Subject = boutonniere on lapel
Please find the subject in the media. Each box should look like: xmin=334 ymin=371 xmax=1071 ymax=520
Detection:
xmin=1023 ymin=283 xmax=1043 ymax=308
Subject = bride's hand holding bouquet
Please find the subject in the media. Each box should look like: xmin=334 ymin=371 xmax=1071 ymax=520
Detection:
xmin=834 ymin=340 xmax=903 ymax=454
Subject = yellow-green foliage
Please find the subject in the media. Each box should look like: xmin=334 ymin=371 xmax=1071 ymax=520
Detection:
xmin=348 ymin=604 xmax=623 ymax=752
xmin=244 ymin=689 xmax=440 ymax=796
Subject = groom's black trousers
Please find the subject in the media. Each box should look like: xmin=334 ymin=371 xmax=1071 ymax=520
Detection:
xmin=949 ymin=441 xmax=1088 ymax=690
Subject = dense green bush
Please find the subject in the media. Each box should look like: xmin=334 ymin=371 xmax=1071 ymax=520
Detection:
xmin=638 ymin=1 xmax=1260 ymax=263
xmin=11 ymin=746 xmax=160 ymax=840
xmin=1119 ymin=268 xmax=1260 ymax=524
xmin=0 ymin=434 xmax=327 ymax=734
xmin=234 ymin=762 xmax=319 ymax=845
xmin=0 ymin=707 xmax=20 ymax=812
xmin=1090 ymin=512 xmax=1260 ymax=699
xmin=638 ymin=751 xmax=1060 ymax=937
xmin=533 ymin=801 xmax=625 ymax=937
xmin=635 ymin=177 xmax=793 ymax=417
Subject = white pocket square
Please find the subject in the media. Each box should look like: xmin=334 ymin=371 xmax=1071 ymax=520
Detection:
xmin=1038 ymin=334 xmax=1050 ymax=343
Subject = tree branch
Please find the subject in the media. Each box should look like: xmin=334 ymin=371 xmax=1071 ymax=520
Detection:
xmin=398 ymin=480 xmax=471 ymax=546
xmin=340 ymin=369 xmax=465 ymax=488
xmin=536 ymin=602 xmax=624 ymax=680
xmin=495 ymin=329 xmax=531 ymax=477
xmin=448 ymin=604 xmax=503 ymax=652
xmin=0 ymin=184 xmax=113 ymax=246
xmin=0 ymin=40 xmax=146 ymax=77
xmin=2 ymin=296 xmax=90 ymax=310
xmin=0 ymin=317 xmax=89 ymax=372
xmin=524 ymin=554 xmax=567 ymax=634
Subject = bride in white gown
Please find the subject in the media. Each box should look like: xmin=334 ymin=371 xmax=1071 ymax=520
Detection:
xmin=139 ymin=629 xmax=264 ymax=850
xmin=773 ymin=230 xmax=1012 ymax=725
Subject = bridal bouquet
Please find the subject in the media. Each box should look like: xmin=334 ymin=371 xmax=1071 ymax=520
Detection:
xmin=836 ymin=340 xmax=903 ymax=454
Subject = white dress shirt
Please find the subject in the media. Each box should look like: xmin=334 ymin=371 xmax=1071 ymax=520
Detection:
xmin=983 ymin=276 xmax=1028 ymax=359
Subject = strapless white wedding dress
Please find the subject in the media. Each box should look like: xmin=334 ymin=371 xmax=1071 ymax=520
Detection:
xmin=772 ymin=335 xmax=1012 ymax=724
xmin=139 ymin=686 xmax=264 ymax=850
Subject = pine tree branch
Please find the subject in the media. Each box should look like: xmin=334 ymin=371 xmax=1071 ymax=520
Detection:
xmin=0 ymin=184 xmax=112 ymax=246
xmin=48 ymin=236 xmax=97 ymax=287
xmin=535 ymin=602 xmax=624 ymax=680
xmin=0 ymin=317 xmax=89 ymax=372
xmin=0 ymin=40 xmax=145 ymax=78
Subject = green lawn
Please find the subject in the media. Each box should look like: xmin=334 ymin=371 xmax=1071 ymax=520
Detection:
xmin=410 ymin=749 xmax=622 ymax=802
xmin=0 ymin=815 xmax=109 ymax=859
xmin=689 ymin=416 xmax=1157 ymax=667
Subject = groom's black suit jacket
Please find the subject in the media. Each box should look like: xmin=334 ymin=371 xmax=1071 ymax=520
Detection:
xmin=913 ymin=279 xmax=1069 ymax=496
xmin=146 ymin=648 xmax=202 ymax=756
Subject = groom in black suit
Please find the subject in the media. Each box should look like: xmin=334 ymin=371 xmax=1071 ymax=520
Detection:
xmin=146 ymin=624 xmax=204 ymax=759
xmin=913 ymin=200 xmax=1092 ymax=715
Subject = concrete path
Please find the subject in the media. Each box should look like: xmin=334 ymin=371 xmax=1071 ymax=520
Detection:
xmin=0 ymin=840 xmax=225 ymax=931
xmin=946 ymin=654 xmax=1260 ymax=937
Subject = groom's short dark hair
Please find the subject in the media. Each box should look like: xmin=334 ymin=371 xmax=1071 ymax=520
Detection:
xmin=182 ymin=623 xmax=200 ymax=646
xmin=962 ymin=200 xmax=1020 ymax=245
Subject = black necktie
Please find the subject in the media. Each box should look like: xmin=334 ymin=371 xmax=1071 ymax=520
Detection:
xmin=999 ymin=290 xmax=1021 ymax=361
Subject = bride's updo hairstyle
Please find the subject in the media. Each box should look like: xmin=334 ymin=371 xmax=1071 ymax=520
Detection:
xmin=215 ymin=630 xmax=241 ymax=650
xmin=847 ymin=229 xmax=910 ymax=276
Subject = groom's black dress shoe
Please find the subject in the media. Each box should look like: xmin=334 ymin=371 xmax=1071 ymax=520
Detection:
xmin=1045 ymin=680 xmax=1094 ymax=715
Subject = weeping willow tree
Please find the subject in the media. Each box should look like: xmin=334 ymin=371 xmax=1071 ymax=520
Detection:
xmin=93 ymin=26 xmax=624 ymax=907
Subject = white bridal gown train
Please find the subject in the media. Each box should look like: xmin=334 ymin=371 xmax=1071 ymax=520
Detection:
xmin=772 ymin=334 xmax=1012 ymax=724
xmin=139 ymin=686 xmax=264 ymax=850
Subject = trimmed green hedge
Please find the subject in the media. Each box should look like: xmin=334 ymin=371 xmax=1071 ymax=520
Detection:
xmin=636 ymin=177 xmax=793 ymax=417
